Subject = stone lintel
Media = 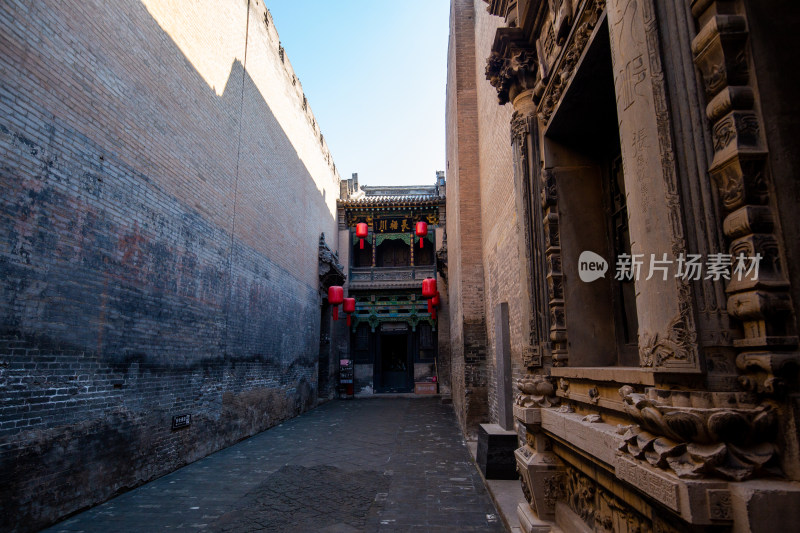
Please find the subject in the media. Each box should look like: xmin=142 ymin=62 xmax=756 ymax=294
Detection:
xmin=540 ymin=408 xmax=622 ymax=466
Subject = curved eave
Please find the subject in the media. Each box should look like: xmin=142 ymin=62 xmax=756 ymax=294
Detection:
xmin=337 ymin=195 xmax=446 ymax=209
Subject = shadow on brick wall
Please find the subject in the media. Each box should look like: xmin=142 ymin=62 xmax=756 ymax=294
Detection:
xmin=0 ymin=0 xmax=337 ymax=529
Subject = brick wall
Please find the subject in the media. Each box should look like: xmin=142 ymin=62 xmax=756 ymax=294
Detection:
xmin=445 ymin=0 xmax=489 ymax=439
xmin=0 ymin=0 xmax=339 ymax=529
xmin=472 ymin=1 xmax=523 ymax=426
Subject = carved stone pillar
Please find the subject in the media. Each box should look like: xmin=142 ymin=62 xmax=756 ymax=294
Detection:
xmin=607 ymin=0 xmax=700 ymax=371
xmin=689 ymin=0 xmax=799 ymax=396
xmin=511 ymin=96 xmax=549 ymax=370
xmin=513 ymin=376 xmax=564 ymax=528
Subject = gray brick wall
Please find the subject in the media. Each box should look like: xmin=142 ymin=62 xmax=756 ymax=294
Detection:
xmin=0 ymin=1 xmax=339 ymax=529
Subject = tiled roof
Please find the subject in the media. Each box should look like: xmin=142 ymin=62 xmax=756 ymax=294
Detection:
xmin=338 ymin=195 xmax=444 ymax=208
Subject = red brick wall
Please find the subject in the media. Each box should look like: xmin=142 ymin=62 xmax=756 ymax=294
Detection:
xmin=0 ymin=1 xmax=339 ymax=529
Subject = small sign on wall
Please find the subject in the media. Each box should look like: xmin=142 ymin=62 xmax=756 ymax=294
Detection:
xmin=172 ymin=414 xmax=191 ymax=430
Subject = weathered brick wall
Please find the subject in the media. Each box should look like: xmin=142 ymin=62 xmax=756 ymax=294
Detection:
xmin=472 ymin=1 xmax=523 ymax=426
xmin=446 ymin=0 xmax=489 ymax=439
xmin=0 ymin=0 xmax=339 ymax=529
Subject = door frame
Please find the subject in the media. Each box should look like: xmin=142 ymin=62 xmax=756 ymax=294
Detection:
xmin=375 ymin=330 xmax=413 ymax=393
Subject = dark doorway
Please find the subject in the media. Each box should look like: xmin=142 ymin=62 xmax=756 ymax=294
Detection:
xmin=376 ymin=333 xmax=412 ymax=392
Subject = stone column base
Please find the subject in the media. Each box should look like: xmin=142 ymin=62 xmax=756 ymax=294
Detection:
xmin=517 ymin=502 xmax=554 ymax=533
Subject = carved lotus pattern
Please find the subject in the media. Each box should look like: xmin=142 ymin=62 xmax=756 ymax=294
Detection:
xmin=515 ymin=375 xmax=559 ymax=408
xmin=618 ymin=387 xmax=779 ymax=481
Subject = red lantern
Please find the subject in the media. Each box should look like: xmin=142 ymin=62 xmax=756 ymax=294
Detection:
xmin=328 ymin=285 xmax=343 ymax=320
xmin=356 ymin=222 xmax=368 ymax=250
xmin=343 ymin=297 xmax=356 ymax=326
xmin=415 ymin=221 xmax=428 ymax=248
xmin=431 ymin=292 xmax=440 ymax=308
xmin=422 ymin=278 xmax=437 ymax=299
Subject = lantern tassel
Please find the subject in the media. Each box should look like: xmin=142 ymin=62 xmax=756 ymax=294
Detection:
xmin=333 ymin=306 xmax=338 ymax=321
xmin=432 ymin=308 xmax=437 ymax=320
xmin=420 ymin=236 xmax=423 ymax=249
xmin=427 ymin=300 xmax=432 ymax=314
xmin=360 ymin=238 xmax=364 ymax=250
xmin=347 ymin=315 xmax=351 ymax=327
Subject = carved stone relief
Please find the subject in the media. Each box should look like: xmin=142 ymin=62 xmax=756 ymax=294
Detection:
xmin=618 ymin=386 xmax=780 ymax=480
xmin=564 ymin=467 xmax=653 ymax=532
xmin=691 ymin=3 xmax=799 ymax=392
xmin=485 ymin=29 xmax=539 ymax=105
xmin=516 ymin=443 xmax=565 ymax=521
xmin=540 ymin=168 xmax=567 ymax=365
xmin=538 ymin=0 xmax=606 ymax=122
xmin=515 ymin=375 xmax=560 ymax=408
xmin=606 ymin=0 xmax=700 ymax=371
xmin=318 ymin=233 xmax=345 ymax=297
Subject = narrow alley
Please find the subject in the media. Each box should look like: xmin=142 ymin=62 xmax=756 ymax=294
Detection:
xmin=45 ymin=398 xmax=504 ymax=533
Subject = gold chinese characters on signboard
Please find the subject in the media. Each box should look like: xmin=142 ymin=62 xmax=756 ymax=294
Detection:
xmin=374 ymin=217 xmax=412 ymax=233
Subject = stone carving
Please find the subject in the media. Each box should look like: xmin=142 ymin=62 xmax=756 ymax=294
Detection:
xmin=618 ymin=386 xmax=780 ymax=480
xmin=565 ymin=467 xmax=654 ymax=532
xmin=515 ymin=375 xmax=559 ymax=408
xmin=539 ymin=167 xmax=566 ymax=365
xmin=516 ymin=444 xmax=565 ymax=521
xmin=639 ymin=314 xmax=697 ymax=368
xmin=616 ymin=456 xmax=680 ymax=512
xmin=538 ymin=0 xmax=606 ymax=122
xmin=518 ymin=464 xmax=533 ymax=504
xmin=565 ymin=469 xmax=596 ymax=526
xmin=597 ymin=491 xmax=652 ymax=533
xmin=485 ymin=35 xmax=538 ymax=105
xmin=692 ymin=4 xmax=798 ymax=392
xmin=707 ymin=489 xmax=733 ymax=521
xmin=691 ymin=15 xmax=748 ymax=99
xmin=542 ymin=473 xmax=564 ymax=511
xmin=522 ymin=345 xmax=542 ymax=369
xmin=736 ymin=351 xmax=800 ymax=395
xmin=510 ymin=110 xmax=530 ymax=145
xmin=435 ymin=239 xmax=447 ymax=282
xmin=318 ymin=233 xmax=345 ymax=296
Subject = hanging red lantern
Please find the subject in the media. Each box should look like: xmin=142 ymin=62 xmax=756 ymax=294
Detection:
xmin=356 ymin=222 xmax=368 ymax=250
xmin=328 ymin=285 xmax=343 ymax=320
xmin=415 ymin=221 xmax=428 ymax=248
xmin=431 ymin=292 xmax=440 ymax=308
xmin=431 ymin=292 xmax=439 ymax=319
xmin=343 ymin=297 xmax=356 ymax=326
xmin=421 ymin=277 xmax=437 ymax=299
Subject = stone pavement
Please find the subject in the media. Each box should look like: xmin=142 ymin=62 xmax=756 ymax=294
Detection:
xmin=45 ymin=397 xmax=506 ymax=532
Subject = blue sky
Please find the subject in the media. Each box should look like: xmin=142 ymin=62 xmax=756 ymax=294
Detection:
xmin=267 ymin=1 xmax=450 ymax=187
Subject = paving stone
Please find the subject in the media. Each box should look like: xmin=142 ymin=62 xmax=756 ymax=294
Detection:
xmin=44 ymin=398 xmax=505 ymax=532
